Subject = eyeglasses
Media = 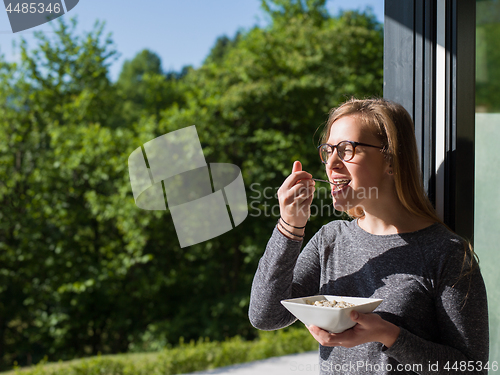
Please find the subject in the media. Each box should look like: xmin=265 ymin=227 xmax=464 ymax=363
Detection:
xmin=317 ymin=141 xmax=383 ymax=163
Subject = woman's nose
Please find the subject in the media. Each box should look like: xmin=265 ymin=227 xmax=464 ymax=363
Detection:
xmin=326 ymin=148 xmax=343 ymax=169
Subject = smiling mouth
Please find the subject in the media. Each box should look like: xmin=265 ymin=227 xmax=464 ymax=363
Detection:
xmin=332 ymin=179 xmax=351 ymax=192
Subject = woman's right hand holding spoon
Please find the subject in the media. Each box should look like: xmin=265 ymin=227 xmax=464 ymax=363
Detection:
xmin=276 ymin=161 xmax=316 ymax=240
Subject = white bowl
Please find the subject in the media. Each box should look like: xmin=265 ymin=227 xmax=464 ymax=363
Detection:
xmin=281 ymin=295 xmax=383 ymax=333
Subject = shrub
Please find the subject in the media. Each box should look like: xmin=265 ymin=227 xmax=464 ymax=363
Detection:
xmin=6 ymin=325 xmax=317 ymax=375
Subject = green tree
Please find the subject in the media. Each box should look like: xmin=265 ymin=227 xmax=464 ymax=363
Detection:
xmin=476 ymin=22 xmax=500 ymax=111
xmin=138 ymin=0 xmax=383 ymax=346
xmin=204 ymin=33 xmax=242 ymax=65
xmin=261 ymin=0 xmax=329 ymax=23
xmin=0 ymin=0 xmax=383 ymax=368
xmin=0 ymin=19 xmax=159 ymax=367
xmin=116 ymin=49 xmax=186 ymax=121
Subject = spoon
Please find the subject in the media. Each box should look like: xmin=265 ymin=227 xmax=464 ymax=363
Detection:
xmin=312 ymin=178 xmax=335 ymax=185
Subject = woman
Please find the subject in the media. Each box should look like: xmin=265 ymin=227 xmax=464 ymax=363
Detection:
xmin=249 ymin=98 xmax=488 ymax=374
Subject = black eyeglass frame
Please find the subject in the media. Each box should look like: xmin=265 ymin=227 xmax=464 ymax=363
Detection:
xmin=317 ymin=141 xmax=384 ymax=163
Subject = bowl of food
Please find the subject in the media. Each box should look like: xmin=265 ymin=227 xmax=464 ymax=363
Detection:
xmin=281 ymin=295 xmax=383 ymax=333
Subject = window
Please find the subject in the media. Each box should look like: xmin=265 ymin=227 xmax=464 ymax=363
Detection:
xmin=475 ymin=0 xmax=500 ymax=361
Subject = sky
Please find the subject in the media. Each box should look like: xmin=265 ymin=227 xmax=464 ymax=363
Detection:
xmin=0 ymin=0 xmax=384 ymax=81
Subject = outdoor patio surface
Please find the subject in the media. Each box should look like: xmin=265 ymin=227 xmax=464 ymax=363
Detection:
xmin=183 ymin=351 xmax=319 ymax=374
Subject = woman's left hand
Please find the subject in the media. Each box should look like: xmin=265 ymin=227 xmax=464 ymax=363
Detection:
xmin=306 ymin=311 xmax=400 ymax=348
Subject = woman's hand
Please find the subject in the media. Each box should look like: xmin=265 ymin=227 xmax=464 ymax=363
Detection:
xmin=306 ymin=311 xmax=400 ymax=348
xmin=277 ymin=161 xmax=315 ymax=237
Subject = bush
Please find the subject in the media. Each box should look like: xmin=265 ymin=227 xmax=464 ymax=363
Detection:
xmin=5 ymin=325 xmax=317 ymax=375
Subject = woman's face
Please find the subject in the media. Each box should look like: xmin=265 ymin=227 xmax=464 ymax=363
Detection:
xmin=324 ymin=115 xmax=392 ymax=212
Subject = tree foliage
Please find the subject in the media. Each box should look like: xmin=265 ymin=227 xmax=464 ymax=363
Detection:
xmin=0 ymin=19 xmax=155 ymax=367
xmin=116 ymin=49 xmax=186 ymax=121
xmin=261 ymin=0 xmax=330 ymax=24
xmin=0 ymin=1 xmax=383 ymax=369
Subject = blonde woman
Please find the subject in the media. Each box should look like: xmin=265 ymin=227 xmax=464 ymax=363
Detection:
xmin=249 ymin=98 xmax=488 ymax=374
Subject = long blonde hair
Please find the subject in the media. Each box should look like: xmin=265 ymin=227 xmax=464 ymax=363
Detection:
xmin=322 ymin=97 xmax=441 ymax=222
xmin=321 ymin=97 xmax=478 ymax=281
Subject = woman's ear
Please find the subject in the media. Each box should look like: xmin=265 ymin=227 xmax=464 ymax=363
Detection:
xmin=382 ymin=149 xmax=393 ymax=173
xmin=387 ymin=164 xmax=393 ymax=175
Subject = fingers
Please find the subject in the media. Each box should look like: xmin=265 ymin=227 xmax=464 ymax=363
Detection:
xmin=350 ymin=311 xmax=375 ymax=326
xmin=307 ymin=315 xmax=399 ymax=349
xmin=292 ymin=160 xmax=302 ymax=173
xmin=278 ymin=184 xmax=315 ymax=216
xmin=282 ymin=161 xmax=313 ymax=190
xmin=279 ymin=161 xmax=314 ymax=197
xmin=285 ymin=181 xmax=315 ymax=200
xmin=282 ymin=171 xmax=313 ymax=191
xmin=308 ymin=325 xmax=360 ymax=348
xmin=350 ymin=310 xmax=360 ymax=321
xmin=307 ymin=325 xmax=343 ymax=347
xmin=277 ymin=161 xmax=315 ymax=229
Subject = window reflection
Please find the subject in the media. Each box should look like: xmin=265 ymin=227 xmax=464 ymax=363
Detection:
xmin=476 ymin=0 xmax=500 ymax=112
xmin=475 ymin=0 xmax=500 ymax=363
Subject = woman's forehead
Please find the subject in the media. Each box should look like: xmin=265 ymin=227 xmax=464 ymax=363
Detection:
xmin=327 ymin=115 xmax=376 ymax=141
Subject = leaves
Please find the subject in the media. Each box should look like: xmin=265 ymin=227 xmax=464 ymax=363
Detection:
xmin=0 ymin=3 xmax=382 ymax=368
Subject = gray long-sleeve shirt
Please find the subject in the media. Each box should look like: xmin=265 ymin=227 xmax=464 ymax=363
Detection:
xmin=249 ymin=219 xmax=489 ymax=374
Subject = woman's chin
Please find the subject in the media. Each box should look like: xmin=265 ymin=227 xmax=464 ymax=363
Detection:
xmin=332 ymin=200 xmax=351 ymax=212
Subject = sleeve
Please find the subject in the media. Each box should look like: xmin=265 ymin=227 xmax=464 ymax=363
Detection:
xmin=384 ymin=243 xmax=489 ymax=375
xmin=248 ymin=226 xmax=322 ymax=331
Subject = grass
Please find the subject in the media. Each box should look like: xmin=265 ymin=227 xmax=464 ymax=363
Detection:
xmin=3 ymin=325 xmax=317 ymax=375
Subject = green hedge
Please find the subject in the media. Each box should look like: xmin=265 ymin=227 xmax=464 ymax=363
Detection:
xmin=5 ymin=325 xmax=317 ymax=375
